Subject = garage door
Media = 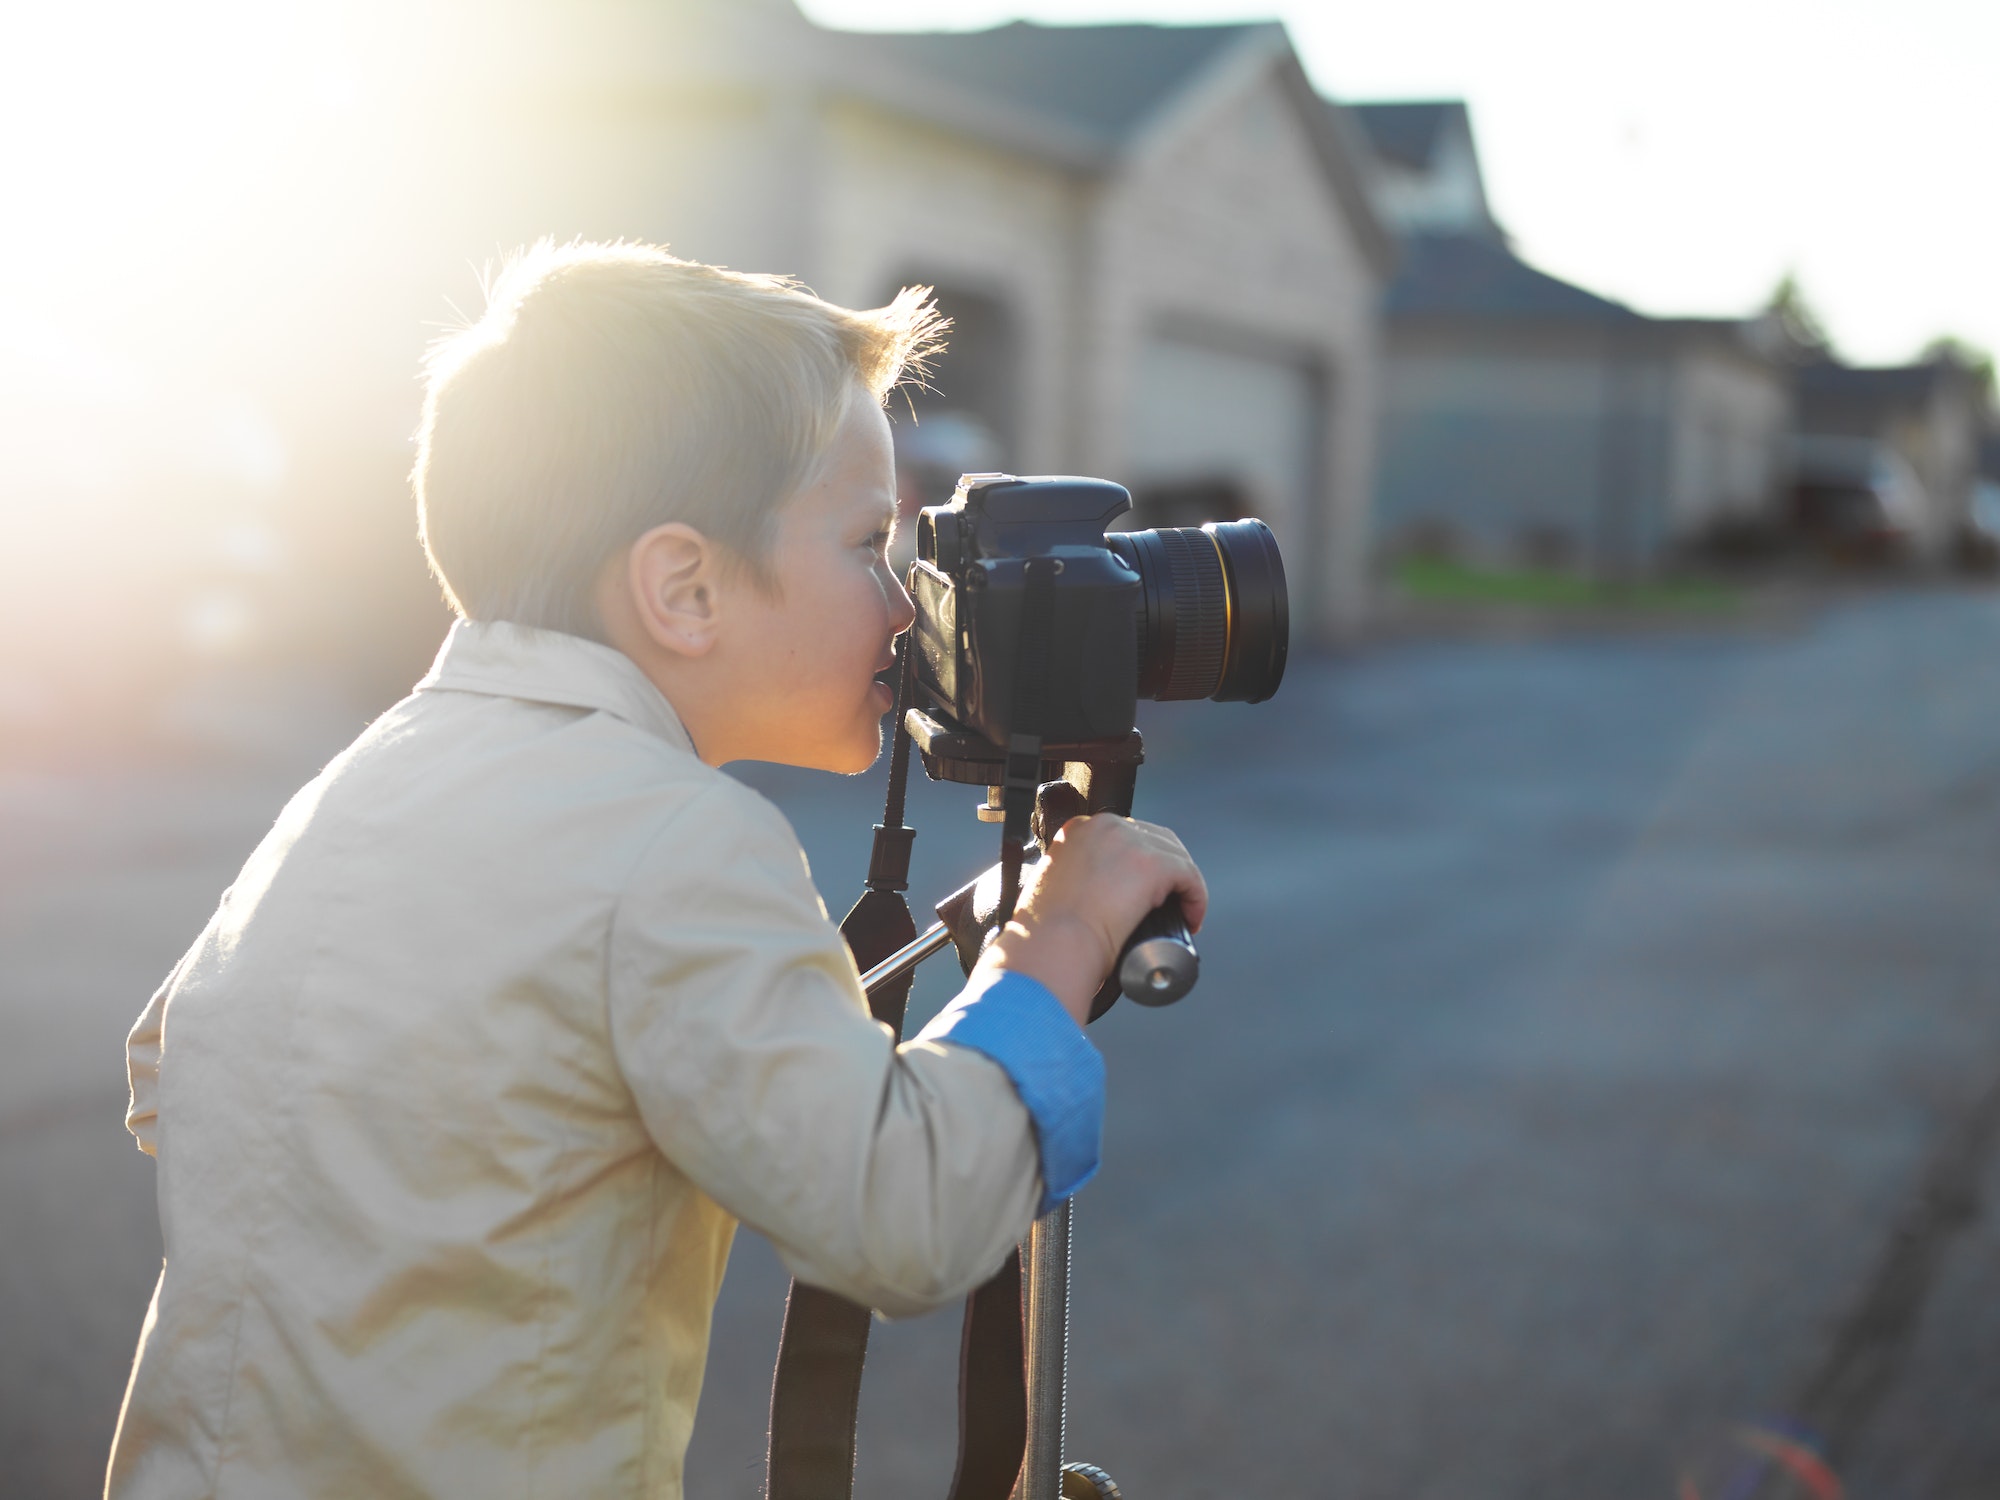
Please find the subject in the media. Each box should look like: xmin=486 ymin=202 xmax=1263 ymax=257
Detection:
xmin=1126 ymin=334 xmax=1318 ymax=564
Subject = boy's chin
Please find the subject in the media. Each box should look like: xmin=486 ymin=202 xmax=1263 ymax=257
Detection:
xmin=780 ymin=721 xmax=883 ymax=777
xmin=829 ymin=721 xmax=887 ymax=776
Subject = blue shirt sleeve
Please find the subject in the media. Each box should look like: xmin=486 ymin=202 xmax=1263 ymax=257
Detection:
xmin=913 ymin=969 xmax=1104 ymax=1215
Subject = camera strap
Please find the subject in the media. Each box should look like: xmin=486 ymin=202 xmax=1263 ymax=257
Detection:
xmin=765 ymin=631 xmax=1031 ymax=1500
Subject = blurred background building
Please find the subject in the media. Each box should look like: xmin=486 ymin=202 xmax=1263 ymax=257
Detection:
xmin=597 ymin=2 xmax=1399 ymax=641
xmin=1348 ymin=97 xmax=1998 ymax=578
xmin=2 ymin=0 xmax=1996 ymax=757
xmin=1352 ymin=100 xmax=1792 ymax=576
xmin=0 ymin=0 xmax=1399 ymax=767
xmin=1792 ymin=354 xmax=1992 ymax=561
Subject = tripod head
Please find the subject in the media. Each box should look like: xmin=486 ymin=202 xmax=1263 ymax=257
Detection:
xmin=857 ymin=703 xmax=1199 ymax=1018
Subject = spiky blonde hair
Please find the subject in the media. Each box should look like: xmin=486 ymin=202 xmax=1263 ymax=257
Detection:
xmin=414 ymin=239 xmax=946 ymax=636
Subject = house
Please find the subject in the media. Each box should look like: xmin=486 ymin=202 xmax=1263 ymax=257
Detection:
xmin=416 ymin=0 xmax=1395 ymax=639
xmin=1794 ymin=356 xmax=1990 ymax=556
xmin=1348 ymin=100 xmax=1791 ymax=574
xmin=4 ymin=0 xmax=1401 ymax=744
xmin=1345 ymin=101 xmax=1501 ymax=242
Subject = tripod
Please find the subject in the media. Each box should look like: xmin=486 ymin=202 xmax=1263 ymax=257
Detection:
xmin=764 ymin=646 xmax=1195 ymax=1500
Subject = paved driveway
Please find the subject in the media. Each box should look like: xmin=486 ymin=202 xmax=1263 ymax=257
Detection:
xmin=8 ymin=590 xmax=2000 ymax=1498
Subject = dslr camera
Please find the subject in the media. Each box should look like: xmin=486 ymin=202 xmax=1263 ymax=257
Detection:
xmin=907 ymin=472 xmax=1289 ymax=750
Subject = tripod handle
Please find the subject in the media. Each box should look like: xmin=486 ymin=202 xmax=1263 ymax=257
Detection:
xmin=930 ymin=855 xmax=1200 ymax=1009
xmin=1117 ymin=895 xmax=1198 ymax=1005
xmin=1033 ymin=780 xmax=1200 ymax=1008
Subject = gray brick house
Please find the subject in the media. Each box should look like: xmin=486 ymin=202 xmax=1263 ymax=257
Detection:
xmin=1348 ymin=100 xmax=1791 ymax=574
xmin=1795 ymin=357 xmax=1990 ymax=556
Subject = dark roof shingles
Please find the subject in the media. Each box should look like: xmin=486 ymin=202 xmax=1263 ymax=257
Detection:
xmin=1387 ymin=233 xmax=1642 ymax=322
xmin=857 ymin=21 xmax=1258 ymax=146
xmin=1348 ymin=101 xmax=1464 ymax=170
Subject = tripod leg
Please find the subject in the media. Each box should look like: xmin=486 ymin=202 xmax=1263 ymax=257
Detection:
xmin=1020 ymin=1199 xmax=1072 ymax=1500
xmin=1020 ymin=753 xmax=1138 ymax=1498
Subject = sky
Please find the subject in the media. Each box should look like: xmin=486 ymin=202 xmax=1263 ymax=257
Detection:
xmin=803 ymin=0 xmax=1999 ymax=368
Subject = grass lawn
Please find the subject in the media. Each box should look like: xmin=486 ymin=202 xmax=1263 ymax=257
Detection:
xmin=1394 ymin=557 xmax=1741 ymax=612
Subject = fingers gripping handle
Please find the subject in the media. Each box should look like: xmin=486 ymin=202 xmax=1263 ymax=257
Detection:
xmin=929 ymin=844 xmax=1200 ymax=1010
xmin=1032 ymin=781 xmax=1199 ymax=1009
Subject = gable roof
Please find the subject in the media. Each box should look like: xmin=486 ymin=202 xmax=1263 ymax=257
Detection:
xmin=816 ymin=16 xmax=1394 ymax=275
xmin=853 ymin=21 xmax=1265 ymax=150
xmin=1798 ymin=359 xmax=1989 ymax=437
xmin=1799 ymin=360 xmax=1959 ymax=406
xmin=1387 ymin=233 xmax=1642 ymax=322
xmin=1348 ymin=101 xmax=1468 ymax=171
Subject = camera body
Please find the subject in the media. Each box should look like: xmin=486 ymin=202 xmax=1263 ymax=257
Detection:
xmin=910 ymin=473 xmax=1290 ymax=750
xmin=910 ymin=474 xmax=1141 ymax=746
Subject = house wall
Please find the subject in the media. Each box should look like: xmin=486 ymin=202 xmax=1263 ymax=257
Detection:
xmin=1379 ymin=323 xmax=1676 ymax=570
xmin=810 ymin=98 xmax=1088 ymax=478
xmin=1088 ymin=59 xmax=1384 ymax=639
xmin=1664 ymin=343 xmax=1790 ymax=534
xmin=1381 ymin=321 xmax=1789 ymax=570
xmin=1126 ymin=335 xmax=1318 ymax=544
xmin=457 ymin=86 xmax=801 ymax=273
xmin=1911 ymin=381 xmax=1983 ymax=532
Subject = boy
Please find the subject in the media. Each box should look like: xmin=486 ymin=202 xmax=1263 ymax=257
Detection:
xmin=106 ymin=241 xmax=1205 ymax=1499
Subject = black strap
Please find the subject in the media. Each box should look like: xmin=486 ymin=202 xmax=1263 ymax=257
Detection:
xmin=946 ymin=1252 xmax=1028 ymax=1500
xmin=767 ymin=641 xmax=919 ymax=1500
xmin=765 ymin=1286 xmax=876 ymax=1500
xmin=768 ymin=560 xmax=1058 ymax=1500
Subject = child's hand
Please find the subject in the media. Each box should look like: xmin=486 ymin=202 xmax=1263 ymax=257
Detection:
xmin=975 ymin=814 xmax=1208 ymax=1027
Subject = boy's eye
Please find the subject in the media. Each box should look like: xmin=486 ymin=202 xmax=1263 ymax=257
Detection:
xmin=864 ymin=529 xmax=892 ymax=555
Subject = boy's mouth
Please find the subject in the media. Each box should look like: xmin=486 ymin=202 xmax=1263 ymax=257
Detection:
xmin=869 ymin=646 xmax=899 ymax=710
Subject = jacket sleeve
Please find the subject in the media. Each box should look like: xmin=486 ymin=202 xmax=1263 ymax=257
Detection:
xmin=607 ymin=781 xmax=1057 ymax=1318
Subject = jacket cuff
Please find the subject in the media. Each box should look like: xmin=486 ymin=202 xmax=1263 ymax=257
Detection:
xmin=914 ymin=970 xmax=1104 ymax=1215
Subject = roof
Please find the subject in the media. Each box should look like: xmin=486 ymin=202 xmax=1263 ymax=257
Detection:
xmin=853 ymin=21 xmax=1265 ymax=149
xmin=1797 ymin=360 xmax=1956 ymax=408
xmin=813 ymin=16 xmax=1395 ymax=274
xmin=1386 ymin=234 xmax=1643 ymax=322
xmin=1348 ymin=101 xmax=1468 ymax=171
xmin=608 ymin=3 xmax=1393 ymax=275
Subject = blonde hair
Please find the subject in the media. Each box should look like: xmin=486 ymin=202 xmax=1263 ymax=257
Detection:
xmin=413 ymin=239 xmax=945 ymax=637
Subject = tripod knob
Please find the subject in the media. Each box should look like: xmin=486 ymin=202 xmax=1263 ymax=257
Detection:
xmin=1060 ymin=1462 xmax=1123 ymax=1500
xmin=1117 ymin=896 xmax=1198 ymax=1005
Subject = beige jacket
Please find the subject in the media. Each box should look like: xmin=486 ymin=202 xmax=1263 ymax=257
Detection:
xmin=107 ymin=621 xmax=1079 ymax=1500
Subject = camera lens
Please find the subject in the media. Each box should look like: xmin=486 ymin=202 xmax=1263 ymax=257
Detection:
xmin=1108 ymin=519 xmax=1289 ymax=704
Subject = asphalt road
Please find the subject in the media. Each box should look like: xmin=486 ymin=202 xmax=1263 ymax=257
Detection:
xmin=8 ymin=589 xmax=2000 ymax=1499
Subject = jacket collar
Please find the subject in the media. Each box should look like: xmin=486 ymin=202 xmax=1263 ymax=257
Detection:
xmin=416 ymin=619 xmax=698 ymax=756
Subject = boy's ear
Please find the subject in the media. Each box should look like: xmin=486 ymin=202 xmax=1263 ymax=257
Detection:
xmin=623 ymin=522 xmax=723 ymax=658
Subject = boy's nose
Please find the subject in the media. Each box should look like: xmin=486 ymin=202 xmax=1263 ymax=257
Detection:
xmin=889 ymin=573 xmax=916 ymax=636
